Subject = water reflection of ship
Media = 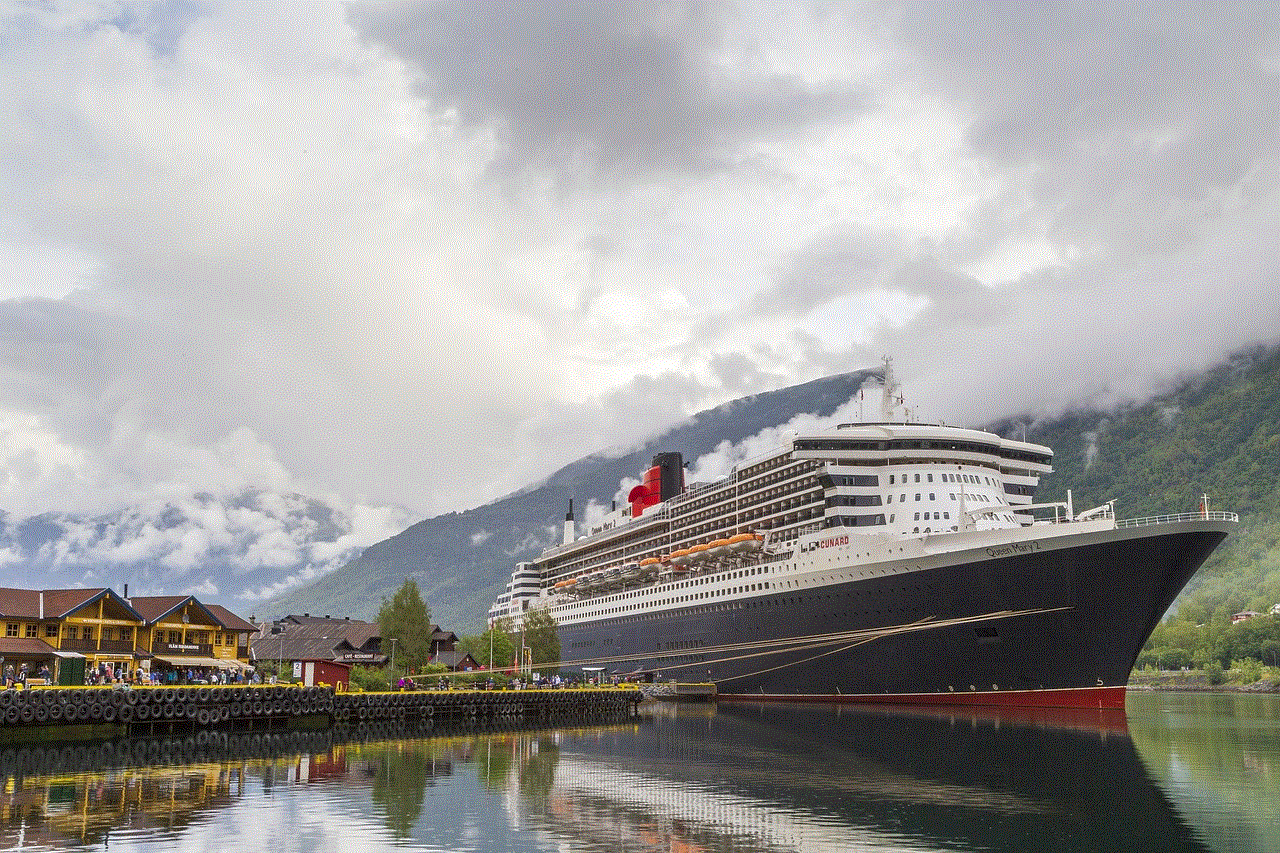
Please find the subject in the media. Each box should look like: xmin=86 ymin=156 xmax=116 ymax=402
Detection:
xmin=534 ymin=705 xmax=1209 ymax=853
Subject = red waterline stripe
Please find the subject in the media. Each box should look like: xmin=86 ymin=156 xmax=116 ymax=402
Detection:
xmin=716 ymin=685 xmax=1127 ymax=710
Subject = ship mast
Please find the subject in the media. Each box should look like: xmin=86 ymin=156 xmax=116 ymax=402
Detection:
xmin=879 ymin=355 xmax=902 ymax=422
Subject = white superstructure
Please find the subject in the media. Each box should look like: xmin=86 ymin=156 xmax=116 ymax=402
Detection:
xmin=491 ymin=359 xmax=1063 ymax=631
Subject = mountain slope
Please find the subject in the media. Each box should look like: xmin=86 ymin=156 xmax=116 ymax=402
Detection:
xmin=273 ymin=345 xmax=1280 ymax=634
xmin=1009 ymin=344 xmax=1280 ymax=623
xmin=268 ymin=369 xmax=880 ymax=629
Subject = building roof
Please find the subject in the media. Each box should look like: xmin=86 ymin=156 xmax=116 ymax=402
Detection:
xmin=126 ymin=595 xmax=227 ymax=627
xmin=204 ymin=604 xmax=258 ymax=632
xmin=270 ymin=616 xmax=380 ymax=648
xmin=432 ymin=650 xmax=480 ymax=670
xmin=0 ymin=587 xmax=143 ymax=622
xmin=0 ymin=638 xmax=62 ymax=657
xmin=249 ymin=632 xmax=386 ymax=664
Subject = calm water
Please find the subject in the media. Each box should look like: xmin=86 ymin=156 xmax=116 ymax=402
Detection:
xmin=0 ymin=691 xmax=1276 ymax=852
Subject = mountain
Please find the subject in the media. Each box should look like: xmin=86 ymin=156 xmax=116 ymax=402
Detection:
xmin=0 ymin=490 xmax=410 ymax=619
xmin=276 ymin=344 xmax=1280 ymax=636
xmin=10 ymin=345 xmax=1276 ymax=638
xmin=1011 ymin=343 xmax=1280 ymax=624
xmin=267 ymin=369 xmax=881 ymax=630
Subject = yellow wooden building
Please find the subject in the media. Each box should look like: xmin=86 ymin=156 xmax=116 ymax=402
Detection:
xmin=0 ymin=588 xmax=256 ymax=685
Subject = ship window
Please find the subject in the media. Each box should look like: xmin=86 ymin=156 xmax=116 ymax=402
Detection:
xmin=930 ymin=493 xmax=935 ymax=500
xmin=889 ymin=475 xmax=895 ymax=484
xmin=914 ymin=513 xmax=920 ymax=521
xmin=927 ymin=474 xmax=933 ymax=482
xmin=944 ymin=512 xmax=950 ymax=519
xmin=914 ymin=474 xmax=921 ymax=483
xmin=915 ymin=494 xmax=920 ymax=501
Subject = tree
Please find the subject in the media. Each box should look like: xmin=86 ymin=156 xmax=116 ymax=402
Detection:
xmin=520 ymin=605 xmax=561 ymax=677
xmin=459 ymin=618 xmax=516 ymax=670
xmin=1263 ymin=639 xmax=1280 ymax=667
xmin=377 ymin=578 xmax=434 ymax=673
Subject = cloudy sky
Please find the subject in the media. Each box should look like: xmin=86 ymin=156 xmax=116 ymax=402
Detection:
xmin=3 ymin=1 xmax=1278 ymax=531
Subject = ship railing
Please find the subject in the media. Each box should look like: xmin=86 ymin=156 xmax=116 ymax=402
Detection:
xmin=1116 ymin=510 xmax=1239 ymax=529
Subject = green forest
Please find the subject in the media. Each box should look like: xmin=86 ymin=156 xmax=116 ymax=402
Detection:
xmin=1009 ymin=344 xmax=1280 ymax=678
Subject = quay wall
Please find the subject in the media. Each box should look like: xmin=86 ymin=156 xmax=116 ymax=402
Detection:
xmin=0 ymin=684 xmax=642 ymax=739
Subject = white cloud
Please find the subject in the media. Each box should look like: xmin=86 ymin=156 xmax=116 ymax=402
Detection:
xmin=0 ymin=0 xmax=1273 ymax=552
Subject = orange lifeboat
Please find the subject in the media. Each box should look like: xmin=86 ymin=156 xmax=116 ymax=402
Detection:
xmin=687 ymin=543 xmax=711 ymax=562
xmin=670 ymin=548 xmax=692 ymax=566
xmin=708 ymin=538 xmax=732 ymax=559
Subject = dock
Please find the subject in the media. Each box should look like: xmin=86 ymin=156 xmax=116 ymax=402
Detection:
xmin=639 ymin=681 xmax=717 ymax=702
xmin=0 ymin=684 xmax=643 ymax=740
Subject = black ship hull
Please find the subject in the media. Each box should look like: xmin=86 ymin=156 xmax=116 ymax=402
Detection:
xmin=555 ymin=521 xmax=1228 ymax=708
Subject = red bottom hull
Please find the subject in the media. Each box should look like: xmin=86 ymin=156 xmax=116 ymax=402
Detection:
xmin=717 ymin=684 xmax=1127 ymax=710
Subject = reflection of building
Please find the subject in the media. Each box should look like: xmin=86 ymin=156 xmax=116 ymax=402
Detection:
xmin=0 ymin=587 xmax=255 ymax=684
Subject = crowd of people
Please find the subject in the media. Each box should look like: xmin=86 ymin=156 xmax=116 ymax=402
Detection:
xmin=1 ymin=659 xmax=261 ymax=687
xmin=2 ymin=662 xmax=50 ymax=687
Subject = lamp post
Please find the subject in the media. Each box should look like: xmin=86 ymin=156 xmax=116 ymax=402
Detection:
xmin=389 ymin=638 xmax=398 ymax=687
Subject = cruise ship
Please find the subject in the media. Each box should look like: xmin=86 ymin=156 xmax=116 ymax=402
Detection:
xmin=489 ymin=360 xmax=1236 ymax=708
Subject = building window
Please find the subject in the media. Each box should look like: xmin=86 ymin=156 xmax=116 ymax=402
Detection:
xmin=83 ymin=627 xmax=92 ymax=641
xmin=169 ymin=631 xmax=180 ymax=644
xmin=5 ymin=624 xmax=17 ymax=637
xmin=25 ymin=624 xmax=37 ymax=638
xmin=66 ymin=626 xmax=78 ymax=640
xmin=45 ymin=624 xmax=57 ymax=638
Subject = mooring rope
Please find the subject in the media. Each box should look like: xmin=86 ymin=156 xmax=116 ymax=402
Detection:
xmin=538 ymin=606 xmax=1071 ymax=680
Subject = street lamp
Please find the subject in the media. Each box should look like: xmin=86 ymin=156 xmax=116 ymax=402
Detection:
xmin=389 ymin=638 xmax=398 ymax=687
xmin=271 ymin=623 xmax=284 ymax=684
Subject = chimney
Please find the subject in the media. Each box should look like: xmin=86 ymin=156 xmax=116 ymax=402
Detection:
xmin=563 ymin=499 xmax=575 ymax=545
xmin=123 ymin=583 xmax=128 ymax=599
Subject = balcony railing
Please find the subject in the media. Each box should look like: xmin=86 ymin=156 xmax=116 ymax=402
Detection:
xmin=57 ymin=638 xmax=136 ymax=653
xmin=1117 ymin=511 xmax=1239 ymax=529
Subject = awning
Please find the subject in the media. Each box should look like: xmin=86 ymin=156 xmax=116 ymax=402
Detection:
xmin=152 ymin=655 xmax=231 ymax=668
xmin=50 ymin=649 xmax=85 ymax=659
